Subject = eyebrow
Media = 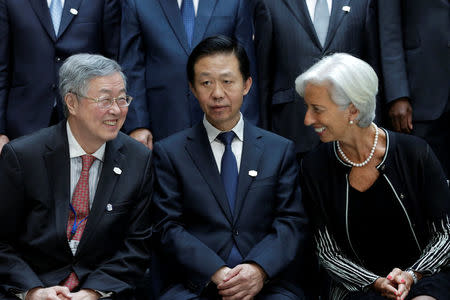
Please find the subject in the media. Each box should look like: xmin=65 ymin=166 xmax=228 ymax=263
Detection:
xmin=198 ymin=71 xmax=234 ymax=77
xmin=98 ymin=88 xmax=127 ymax=94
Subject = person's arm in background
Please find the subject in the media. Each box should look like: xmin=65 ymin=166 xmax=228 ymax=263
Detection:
xmin=234 ymin=0 xmax=260 ymax=126
xmin=119 ymin=0 xmax=153 ymax=149
xmin=0 ymin=0 xmax=11 ymax=153
xmin=378 ymin=0 xmax=413 ymax=133
xmin=252 ymin=0 xmax=274 ymax=130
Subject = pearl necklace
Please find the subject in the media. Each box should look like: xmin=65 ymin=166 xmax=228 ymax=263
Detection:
xmin=337 ymin=123 xmax=379 ymax=167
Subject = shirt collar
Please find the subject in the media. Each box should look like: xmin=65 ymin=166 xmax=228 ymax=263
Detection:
xmin=203 ymin=112 xmax=244 ymax=144
xmin=66 ymin=121 xmax=105 ymax=161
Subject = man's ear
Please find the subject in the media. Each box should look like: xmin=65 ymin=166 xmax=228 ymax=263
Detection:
xmin=243 ymin=76 xmax=252 ymax=96
xmin=65 ymin=93 xmax=78 ymax=116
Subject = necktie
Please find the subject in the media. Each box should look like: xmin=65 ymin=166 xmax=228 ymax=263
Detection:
xmin=49 ymin=0 xmax=63 ymax=36
xmin=217 ymin=132 xmax=242 ymax=267
xmin=63 ymin=154 xmax=96 ymax=291
xmin=313 ymin=0 xmax=329 ymax=46
xmin=181 ymin=0 xmax=195 ymax=47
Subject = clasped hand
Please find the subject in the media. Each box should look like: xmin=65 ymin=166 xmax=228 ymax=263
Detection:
xmin=373 ymin=268 xmax=416 ymax=300
xmin=211 ymin=263 xmax=267 ymax=300
xmin=26 ymin=287 xmax=100 ymax=300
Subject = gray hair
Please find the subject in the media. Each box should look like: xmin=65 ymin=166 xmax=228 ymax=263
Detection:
xmin=295 ymin=53 xmax=378 ymax=127
xmin=59 ymin=53 xmax=126 ymax=117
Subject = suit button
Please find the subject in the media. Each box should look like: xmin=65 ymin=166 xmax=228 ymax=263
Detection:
xmin=56 ymin=57 xmax=62 ymax=62
xmin=380 ymin=164 xmax=386 ymax=171
xmin=400 ymin=193 xmax=405 ymax=199
xmin=234 ymin=229 xmax=239 ymax=236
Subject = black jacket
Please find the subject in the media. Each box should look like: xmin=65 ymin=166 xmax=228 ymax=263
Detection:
xmin=300 ymin=129 xmax=449 ymax=296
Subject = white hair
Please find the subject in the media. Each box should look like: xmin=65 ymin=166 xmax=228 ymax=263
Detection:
xmin=295 ymin=53 xmax=378 ymax=127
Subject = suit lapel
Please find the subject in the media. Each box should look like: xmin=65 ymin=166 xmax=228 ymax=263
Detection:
xmin=185 ymin=124 xmax=233 ymax=223
xmin=191 ymin=0 xmax=218 ymax=48
xmin=234 ymin=123 xmax=263 ymax=221
xmin=75 ymin=137 xmax=125 ymax=256
xmin=57 ymin=0 xmax=82 ymax=39
xmin=158 ymin=0 xmax=191 ymax=55
xmin=323 ymin=0 xmax=350 ymax=49
xmin=29 ymin=0 xmax=57 ymax=42
xmin=283 ymin=0 xmax=322 ymax=49
xmin=43 ymin=122 xmax=73 ymax=256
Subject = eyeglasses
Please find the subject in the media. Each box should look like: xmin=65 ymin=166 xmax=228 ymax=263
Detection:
xmin=71 ymin=92 xmax=133 ymax=109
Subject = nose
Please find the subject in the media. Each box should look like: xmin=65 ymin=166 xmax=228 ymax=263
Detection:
xmin=304 ymin=107 xmax=313 ymax=126
xmin=108 ymin=99 xmax=122 ymax=114
xmin=212 ymin=82 xmax=225 ymax=100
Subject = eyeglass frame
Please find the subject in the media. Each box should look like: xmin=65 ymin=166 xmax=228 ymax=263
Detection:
xmin=70 ymin=91 xmax=133 ymax=109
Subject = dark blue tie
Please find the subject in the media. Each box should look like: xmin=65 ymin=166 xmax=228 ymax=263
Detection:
xmin=181 ymin=0 xmax=195 ymax=47
xmin=217 ymin=131 xmax=243 ymax=267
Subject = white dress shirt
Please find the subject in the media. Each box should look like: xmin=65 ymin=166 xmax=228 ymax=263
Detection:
xmin=305 ymin=0 xmax=332 ymax=20
xmin=47 ymin=0 xmax=65 ymax=8
xmin=177 ymin=0 xmax=199 ymax=16
xmin=203 ymin=113 xmax=244 ymax=173
xmin=66 ymin=121 xmax=105 ymax=255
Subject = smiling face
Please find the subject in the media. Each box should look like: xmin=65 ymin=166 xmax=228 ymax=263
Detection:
xmin=303 ymin=83 xmax=354 ymax=143
xmin=65 ymin=72 xmax=127 ymax=153
xmin=190 ymin=53 xmax=252 ymax=131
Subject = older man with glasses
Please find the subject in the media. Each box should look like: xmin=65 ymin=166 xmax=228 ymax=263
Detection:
xmin=0 ymin=53 xmax=152 ymax=300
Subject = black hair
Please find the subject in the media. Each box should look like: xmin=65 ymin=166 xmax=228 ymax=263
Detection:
xmin=187 ymin=35 xmax=250 ymax=84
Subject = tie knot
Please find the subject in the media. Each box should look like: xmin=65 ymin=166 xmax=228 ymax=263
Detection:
xmin=217 ymin=131 xmax=236 ymax=146
xmin=81 ymin=155 xmax=96 ymax=171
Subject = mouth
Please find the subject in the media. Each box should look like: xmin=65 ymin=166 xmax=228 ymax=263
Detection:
xmin=314 ymin=126 xmax=326 ymax=134
xmin=103 ymin=120 xmax=118 ymax=126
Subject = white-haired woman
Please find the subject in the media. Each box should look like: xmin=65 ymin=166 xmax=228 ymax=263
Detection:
xmin=297 ymin=53 xmax=449 ymax=300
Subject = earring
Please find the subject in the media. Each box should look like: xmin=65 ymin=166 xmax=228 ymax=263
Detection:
xmin=349 ymin=120 xmax=354 ymax=125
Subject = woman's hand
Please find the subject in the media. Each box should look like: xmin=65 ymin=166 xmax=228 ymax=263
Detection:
xmin=386 ymin=268 xmax=422 ymax=300
xmin=373 ymin=277 xmax=399 ymax=299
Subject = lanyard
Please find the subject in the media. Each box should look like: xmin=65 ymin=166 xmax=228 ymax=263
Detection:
xmin=68 ymin=203 xmax=88 ymax=241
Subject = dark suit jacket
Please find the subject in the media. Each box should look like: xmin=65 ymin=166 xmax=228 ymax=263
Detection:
xmin=0 ymin=122 xmax=152 ymax=299
xmin=253 ymin=0 xmax=380 ymax=153
xmin=152 ymin=121 xmax=311 ymax=297
xmin=378 ymin=0 xmax=450 ymax=121
xmin=119 ymin=0 xmax=259 ymax=141
xmin=0 ymin=0 xmax=120 ymax=140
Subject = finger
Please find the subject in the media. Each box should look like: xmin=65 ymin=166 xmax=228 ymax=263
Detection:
xmin=218 ymin=273 xmax=242 ymax=290
xmin=223 ymin=265 xmax=242 ymax=282
xmin=383 ymin=282 xmax=399 ymax=297
xmin=399 ymin=114 xmax=409 ymax=133
xmin=407 ymin=111 xmax=413 ymax=131
xmin=53 ymin=286 xmax=72 ymax=297
xmin=391 ymin=115 xmax=401 ymax=132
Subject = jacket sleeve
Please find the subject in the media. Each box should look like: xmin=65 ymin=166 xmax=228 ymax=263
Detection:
xmin=0 ymin=0 xmax=10 ymax=134
xmin=102 ymin=0 xmax=121 ymax=60
xmin=409 ymin=144 xmax=450 ymax=275
xmin=0 ymin=144 xmax=43 ymax=293
xmin=377 ymin=0 xmax=411 ymax=103
xmin=252 ymin=0 xmax=274 ymax=130
xmin=234 ymin=0 xmax=259 ymax=126
xmin=119 ymin=0 xmax=151 ymax=133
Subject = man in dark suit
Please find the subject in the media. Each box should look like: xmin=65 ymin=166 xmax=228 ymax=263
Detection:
xmin=0 ymin=0 xmax=120 ymax=154
xmin=0 ymin=54 xmax=152 ymax=299
xmin=152 ymin=35 xmax=311 ymax=299
xmin=119 ymin=0 xmax=259 ymax=150
xmin=253 ymin=0 xmax=379 ymax=158
xmin=378 ymin=0 xmax=450 ymax=178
